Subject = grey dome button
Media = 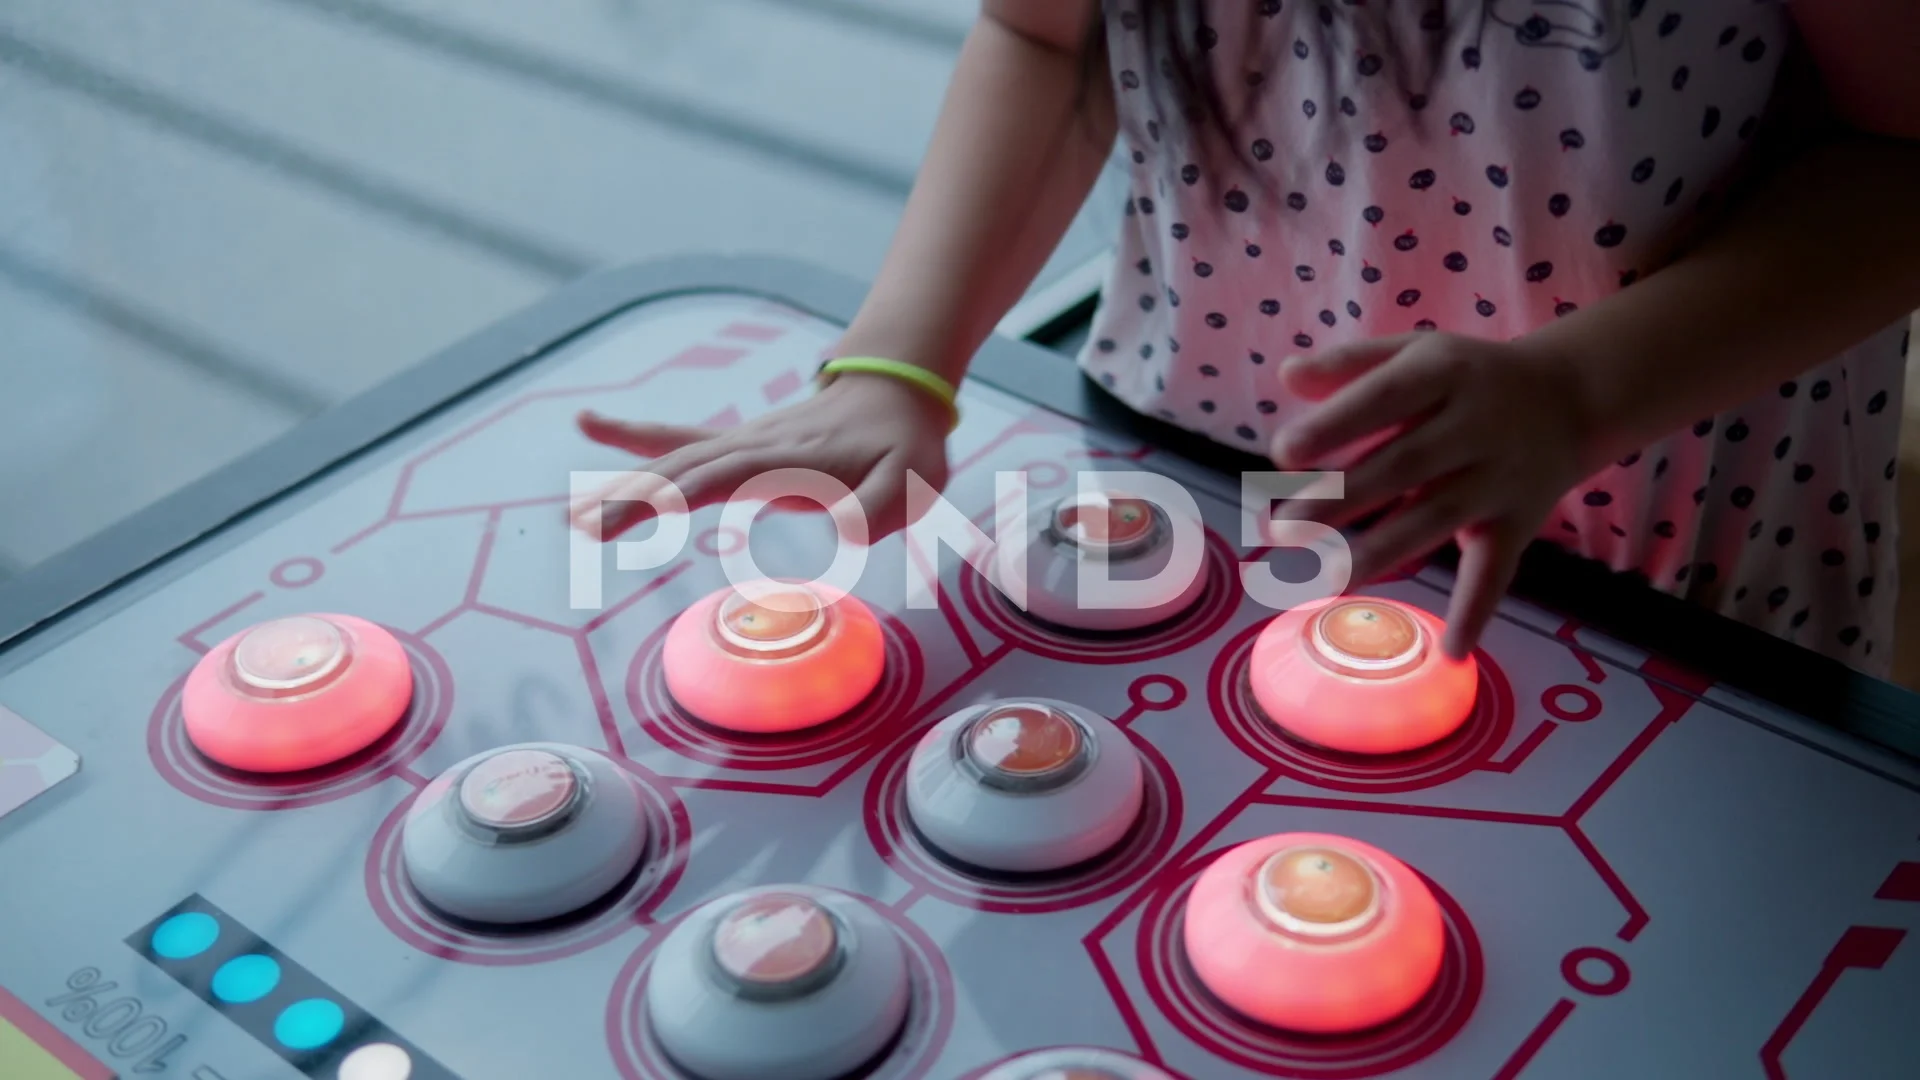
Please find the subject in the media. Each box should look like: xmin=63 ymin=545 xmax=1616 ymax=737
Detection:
xmin=906 ymin=698 xmax=1144 ymax=873
xmin=401 ymin=743 xmax=647 ymax=924
xmin=647 ymin=886 xmax=910 ymax=1080
xmin=1016 ymin=492 xmax=1207 ymax=633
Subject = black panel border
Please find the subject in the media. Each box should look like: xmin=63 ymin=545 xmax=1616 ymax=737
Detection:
xmin=1 ymin=255 xmax=1914 ymax=759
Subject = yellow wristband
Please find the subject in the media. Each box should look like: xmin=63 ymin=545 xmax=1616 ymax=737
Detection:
xmin=817 ymin=356 xmax=961 ymax=431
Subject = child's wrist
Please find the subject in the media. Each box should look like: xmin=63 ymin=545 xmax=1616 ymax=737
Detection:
xmin=1512 ymin=330 xmax=1629 ymax=477
xmin=816 ymin=358 xmax=961 ymax=431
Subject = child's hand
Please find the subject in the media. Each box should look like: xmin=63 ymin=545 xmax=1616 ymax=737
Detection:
xmin=1269 ymin=332 xmax=1594 ymax=659
xmin=569 ymin=373 xmax=952 ymax=542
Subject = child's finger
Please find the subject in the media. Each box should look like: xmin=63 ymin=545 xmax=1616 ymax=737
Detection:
xmin=1443 ymin=520 xmax=1528 ymax=660
xmin=1279 ymin=333 xmax=1419 ymax=401
xmin=1346 ymin=477 xmax=1480 ymax=583
xmin=569 ymin=440 xmax=729 ymax=535
xmin=1274 ymin=418 xmax=1469 ymax=530
xmin=843 ymin=457 xmax=908 ymax=543
xmin=571 ymin=471 xmax=679 ymax=538
xmin=577 ymin=410 xmax=713 ymax=457
xmin=1271 ymin=360 xmax=1447 ymax=469
xmin=666 ymin=452 xmax=787 ymax=516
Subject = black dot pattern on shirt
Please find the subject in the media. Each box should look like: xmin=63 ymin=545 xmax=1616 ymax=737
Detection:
xmin=1094 ymin=7 xmax=1891 ymax=671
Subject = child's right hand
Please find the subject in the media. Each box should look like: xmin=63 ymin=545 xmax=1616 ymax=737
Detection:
xmin=569 ymin=372 xmax=951 ymax=544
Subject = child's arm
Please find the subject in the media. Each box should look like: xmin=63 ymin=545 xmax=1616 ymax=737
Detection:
xmin=832 ymin=0 xmax=1116 ymax=387
xmin=1271 ymin=10 xmax=1920 ymax=657
xmin=1532 ymin=10 xmax=1920 ymax=473
xmin=574 ymin=0 xmax=1113 ymax=540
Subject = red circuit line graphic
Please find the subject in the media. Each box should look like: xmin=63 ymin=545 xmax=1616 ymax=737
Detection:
xmin=1755 ymin=858 xmax=1920 ymax=1077
xmin=1554 ymin=619 xmax=1606 ymax=684
xmin=1492 ymin=998 xmax=1576 ymax=1080
xmin=1761 ymin=926 xmax=1909 ymax=1079
xmin=1875 ymin=861 xmax=1920 ymax=902
xmin=177 ymin=591 xmax=265 ymax=654
xmin=1476 ymin=717 xmax=1557 ymax=774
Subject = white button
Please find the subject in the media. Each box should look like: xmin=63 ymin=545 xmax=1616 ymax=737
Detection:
xmin=338 ymin=1042 xmax=412 ymax=1080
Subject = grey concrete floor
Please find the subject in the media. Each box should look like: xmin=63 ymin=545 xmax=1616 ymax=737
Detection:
xmin=0 ymin=0 xmax=1121 ymax=581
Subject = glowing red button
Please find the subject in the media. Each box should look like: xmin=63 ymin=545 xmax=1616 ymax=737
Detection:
xmin=1310 ymin=600 xmax=1424 ymax=677
xmin=1255 ymin=846 xmax=1381 ymax=937
xmin=712 ymin=893 xmax=839 ymax=987
xmin=231 ymin=615 xmax=350 ymax=694
xmin=715 ymin=585 xmax=826 ymax=656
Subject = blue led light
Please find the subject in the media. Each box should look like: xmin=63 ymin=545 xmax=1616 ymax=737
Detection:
xmin=211 ymin=954 xmax=282 ymax=1004
xmin=274 ymin=998 xmax=345 ymax=1051
xmin=150 ymin=912 xmax=220 ymax=959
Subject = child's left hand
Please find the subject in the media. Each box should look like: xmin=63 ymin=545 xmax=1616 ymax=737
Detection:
xmin=1269 ymin=332 xmax=1598 ymax=659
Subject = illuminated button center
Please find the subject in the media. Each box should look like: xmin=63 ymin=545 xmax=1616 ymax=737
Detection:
xmin=1053 ymin=493 xmax=1159 ymax=556
xmin=966 ymin=703 xmax=1085 ymax=780
xmin=712 ymin=893 xmax=840 ymax=989
xmin=715 ymin=585 xmax=827 ymax=656
xmin=1254 ymin=846 xmax=1382 ymax=939
xmin=457 ymin=749 xmax=579 ymax=831
xmin=232 ymin=616 xmax=349 ymax=692
xmin=1310 ymin=601 xmax=1425 ymax=676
